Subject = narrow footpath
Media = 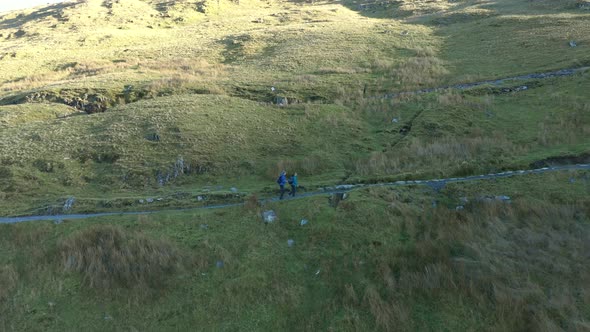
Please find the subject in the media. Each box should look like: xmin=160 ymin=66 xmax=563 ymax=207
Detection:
xmin=1 ymin=164 xmax=588 ymax=224
xmin=375 ymin=66 xmax=589 ymax=99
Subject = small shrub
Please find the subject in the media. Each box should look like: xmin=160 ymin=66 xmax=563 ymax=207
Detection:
xmin=243 ymin=194 xmax=260 ymax=212
xmin=60 ymin=225 xmax=186 ymax=290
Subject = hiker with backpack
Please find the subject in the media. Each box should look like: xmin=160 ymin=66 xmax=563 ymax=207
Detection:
xmin=288 ymin=172 xmax=298 ymax=197
xmin=277 ymin=170 xmax=287 ymax=200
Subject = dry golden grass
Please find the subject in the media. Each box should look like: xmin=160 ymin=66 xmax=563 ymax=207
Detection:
xmin=268 ymin=155 xmax=328 ymax=178
xmin=60 ymin=225 xmax=188 ymax=290
xmin=352 ymin=133 xmax=525 ymax=177
xmin=358 ymin=195 xmax=590 ymax=330
xmin=243 ymin=193 xmax=260 ymax=212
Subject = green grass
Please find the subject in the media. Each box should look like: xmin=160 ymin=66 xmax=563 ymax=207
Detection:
xmin=0 ymin=94 xmax=375 ymax=215
xmin=0 ymin=103 xmax=79 ymax=125
xmin=1 ymin=0 xmax=590 ymax=329
xmin=1 ymin=171 xmax=589 ymax=330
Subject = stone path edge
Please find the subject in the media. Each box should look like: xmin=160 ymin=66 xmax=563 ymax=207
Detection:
xmin=1 ymin=164 xmax=588 ymax=224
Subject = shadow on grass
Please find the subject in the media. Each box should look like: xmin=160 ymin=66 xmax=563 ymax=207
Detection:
xmin=0 ymin=1 xmax=78 ymax=30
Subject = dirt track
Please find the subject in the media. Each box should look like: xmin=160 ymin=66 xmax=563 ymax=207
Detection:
xmin=1 ymin=163 xmax=588 ymax=224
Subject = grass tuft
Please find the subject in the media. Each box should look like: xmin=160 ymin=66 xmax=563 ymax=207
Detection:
xmin=60 ymin=225 xmax=187 ymax=290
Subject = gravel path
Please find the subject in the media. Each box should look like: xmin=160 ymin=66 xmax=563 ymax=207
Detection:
xmin=375 ymin=66 xmax=589 ymax=99
xmin=1 ymin=164 xmax=588 ymax=224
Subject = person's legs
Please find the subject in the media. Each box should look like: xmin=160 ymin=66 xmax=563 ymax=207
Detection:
xmin=280 ymin=185 xmax=285 ymax=199
xmin=290 ymin=185 xmax=296 ymax=197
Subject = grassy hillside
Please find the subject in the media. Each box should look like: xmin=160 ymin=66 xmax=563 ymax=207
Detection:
xmin=1 ymin=0 xmax=589 ymax=330
xmin=1 ymin=170 xmax=589 ymax=330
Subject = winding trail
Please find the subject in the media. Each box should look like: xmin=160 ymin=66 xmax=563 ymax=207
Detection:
xmin=375 ymin=66 xmax=589 ymax=99
xmin=1 ymin=66 xmax=588 ymax=224
xmin=1 ymin=164 xmax=588 ymax=224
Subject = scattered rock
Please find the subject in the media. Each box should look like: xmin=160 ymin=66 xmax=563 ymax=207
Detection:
xmin=315 ymin=269 xmax=321 ymax=275
xmin=63 ymin=197 xmax=75 ymax=211
xmin=104 ymin=313 xmax=113 ymax=321
xmin=456 ymin=205 xmax=464 ymax=211
xmin=391 ymin=117 xmax=399 ymax=123
xmin=173 ymin=156 xmax=185 ymax=178
xmin=569 ymin=40 xmax=577 ymax=48
xmin=400 ymin=30 xmax=409 ymax=36
xmin=216 ymin=260 xmax=224 ymax=268
xmin=399 ymin=124 xmax=411 ymax=135
xmin=460 ymin=197 xmax=469 ymax=204
xmin=275 ymin=96 xmax=288 ymax=106
xmin=300 ymin=219 xmax=309 ymax=226
xmin=262 ymin=210 xmax=277 ymax=223
xmin=495 ymin=195 xmax=511 ymax=202
xmin=287 ymin=239 xmax=295 ymax=247
xmin=139 ymin=199 xmax=145 ymax=204
xmin=157 ymin=197 xmax=163 ymax=201
xmin=329 ymin=192 xmax=348 ymax=207
xmin=146 ymin=198 xmax=154 ymax=203
xmin=477 ymin=195 xmax=511 ymax=203
xmin=48 ymin=301 xmax=56 ymax=308
xmin=230 ymin=187 xmax=238 ymax=193
xmin=197 ymin=195 xmax=204 ymax=202
xmin=569 ymin=177 xmax=576 ymax=183
xmin=145 ymin=133 xmax=160 ymax=141
xmin=200 ymin=224 xmax=209 ymax=230
xmin=253 ymin=17 xmax=264 ymax=23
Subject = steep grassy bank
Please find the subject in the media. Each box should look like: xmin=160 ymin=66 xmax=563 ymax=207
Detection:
xmin=1 ymin=171 xmax=588 ymax=330
xmin=1 ymin=71 xmax=589 ymax=216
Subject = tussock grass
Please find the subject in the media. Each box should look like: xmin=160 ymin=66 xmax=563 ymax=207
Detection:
xmin=0 ymin=0 xmax=589 ymax=329
xmin=0 ymin=265 xmax=18 ymax=302
xmin=386 ymin=46 xmax=449 ymax=88
xmin=60 ymin=225 xmax=188 ymax=290
xmin=346 ymin=183 xmax=590 ymax=330
xmin=1 ymin=172 xmax=589 ymax=330
xmin=269 ymin=154 xmax=329 ymax=178
xmin=537 ymin=100 xmax=590 ymax=147
xmin=351 ymin=131 xmax=525 ymax=177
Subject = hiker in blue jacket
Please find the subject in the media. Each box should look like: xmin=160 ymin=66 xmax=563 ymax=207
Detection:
xmin=288 ymin=172 xmax=298 ymax=197
xmin=277 ymin=170 xmax=287 ymax=199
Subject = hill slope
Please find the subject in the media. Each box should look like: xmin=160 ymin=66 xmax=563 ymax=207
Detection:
xmin=0 ymin=0 xmax=589 ymax=330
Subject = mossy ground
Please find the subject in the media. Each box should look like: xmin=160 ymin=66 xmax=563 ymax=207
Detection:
xmin=1 ymin=0 xmax=589 ymax=330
